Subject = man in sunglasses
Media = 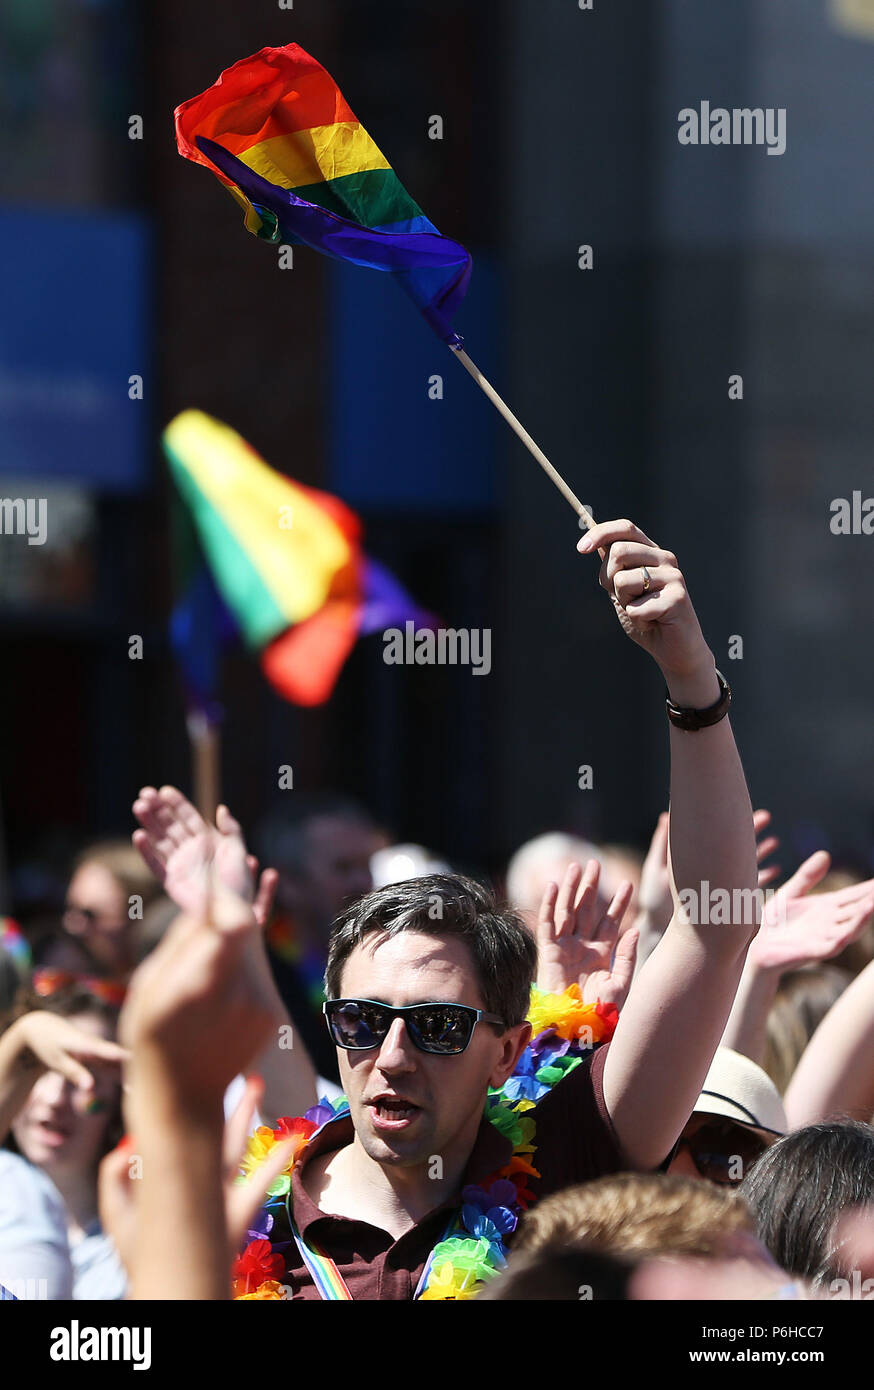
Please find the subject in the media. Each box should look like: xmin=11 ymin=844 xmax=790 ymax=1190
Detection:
xmin=287 ymin=519 xmax=760 ymax=1296
xmin=131 ymin=518 xmax=762 ymax=1300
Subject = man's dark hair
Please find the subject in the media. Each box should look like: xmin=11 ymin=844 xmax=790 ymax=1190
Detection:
xmin=740 ymin=1119 xmax=874 ymax=1286
xmin=325 ymin=873 xmax=537 ymax=1028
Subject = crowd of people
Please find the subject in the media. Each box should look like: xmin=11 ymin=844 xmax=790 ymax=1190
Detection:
xmin=2 ymin=517 xmax=874 ymax=1302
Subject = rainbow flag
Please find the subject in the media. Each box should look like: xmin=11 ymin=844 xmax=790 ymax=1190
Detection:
xmin=174 ymin=44 xmax=472 ymax=345
xmin=166 ymin=410 xmax=433 ymax=706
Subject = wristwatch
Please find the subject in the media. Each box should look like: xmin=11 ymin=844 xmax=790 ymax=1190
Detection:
xmin=665 ymin=669 xmax=732 ymax=731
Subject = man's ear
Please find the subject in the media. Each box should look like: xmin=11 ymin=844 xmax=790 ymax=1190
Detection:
xmin=489 ymin=1022 xmax=532 ymax=1090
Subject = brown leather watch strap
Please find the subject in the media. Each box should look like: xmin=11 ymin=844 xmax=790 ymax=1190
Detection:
xmin=665 ymin=669 xmax=732 ymax=731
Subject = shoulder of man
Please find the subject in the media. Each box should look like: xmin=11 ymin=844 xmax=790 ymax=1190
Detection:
xmin=528 ymin=1043 xmax=625 ymax=1195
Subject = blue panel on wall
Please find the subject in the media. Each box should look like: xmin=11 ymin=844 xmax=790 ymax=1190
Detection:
xmin=0 ymin=206 xmax=150 ymax=492
xmin=329 ymin=256 xmax=498 ymax=510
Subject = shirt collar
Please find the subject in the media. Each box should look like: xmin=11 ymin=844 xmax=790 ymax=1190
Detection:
xmin=291 ymin=1107 xmax=513 ymax=1237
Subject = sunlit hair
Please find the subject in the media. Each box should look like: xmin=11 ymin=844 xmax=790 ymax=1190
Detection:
xmin=763 ymin=965 xmax=851 ymax=1095
xmin=325 ymin=873 xmax=537 ymax=1027
xmin=515 ymin=1173 xmax=755 ymax=1260
xmin=72 ymin=840 xmax=161 ymax=914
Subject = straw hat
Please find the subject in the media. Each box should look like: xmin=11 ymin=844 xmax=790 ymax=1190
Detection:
xmin=695 ymin=1047 xmax=787 ymax=1135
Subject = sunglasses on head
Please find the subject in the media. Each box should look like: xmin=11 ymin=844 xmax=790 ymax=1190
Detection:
xmin=324 ymin=998 xmax=505 ymax=1056
xmin=32 ymin=967 xmax=126 ymax=1008
xmin=678 ymin=1117 xmax=771 ymax=1184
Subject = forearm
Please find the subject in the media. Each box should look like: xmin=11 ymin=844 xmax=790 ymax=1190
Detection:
xmin=129 ymin=1083 xmax=228 ymax=1300
xmin=720 ymin=958 xmax=781 ymax=1066
xmin=784 ymin=958 xmax=874 ymax=1127
xmin=607 ymin=921 xmax=754 ymax=1168
xmin=665 ymin=661 xmax=757 ymax=917
xmin=604 ymin=666 xmax=758 ymax=1169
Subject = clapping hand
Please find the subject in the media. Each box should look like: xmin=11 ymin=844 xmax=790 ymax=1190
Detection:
xmin=750 ymin=850 xmax=874 ymax=973
xmin=132 ymin=786 xmax=278 ymax=928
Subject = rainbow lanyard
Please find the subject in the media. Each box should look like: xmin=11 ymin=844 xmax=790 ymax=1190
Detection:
xmin=288 ymin=1211 xmax=459 ymax=1301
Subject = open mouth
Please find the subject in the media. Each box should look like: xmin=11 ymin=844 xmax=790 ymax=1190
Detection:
xmin=37 ymin=1120 xmax=72 ymax=1146
xmin=369 ymin=1096 xmax=420 ymax=1130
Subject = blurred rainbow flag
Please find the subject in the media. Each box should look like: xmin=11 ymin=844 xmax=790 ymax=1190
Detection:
xmin=0 ymin=918 xmax=30 ymax=972
xmin=174 ymin=43 xmax=472 ymax=345
xmin=166 ymin=410 xmax=434 ymax=707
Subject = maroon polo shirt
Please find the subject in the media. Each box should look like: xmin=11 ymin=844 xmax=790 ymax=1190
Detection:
xmin=282 ymin=1043 xmax=624 ymax=1300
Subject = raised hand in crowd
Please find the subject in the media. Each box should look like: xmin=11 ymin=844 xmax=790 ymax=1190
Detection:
xmin=752 ymin=851 xmax=874 ymax=972
xmin=721 ymin=848 xmax=874 ymax=1069
xmin=534 ymin=860 xmax=636 ymax=1008
xmin=131 ymin=785 xmax=317 ymax=1121
xmin=577 ymin=519 xmax=758 ymax=1172
xmin=117 ymin=866 xmax=283 ymax=1298
xmin=132 ymin=786 xmax=274 ymax=923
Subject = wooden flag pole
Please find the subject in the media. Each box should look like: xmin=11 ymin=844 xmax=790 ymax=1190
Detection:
xmin=450 ymin=346 xmax=597 ymax=529
xmin=187 ymin=711 xmax=221 ymax=824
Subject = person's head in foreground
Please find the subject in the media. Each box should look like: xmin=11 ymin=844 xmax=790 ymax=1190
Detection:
xmin=479 ymin=1244 xmax=636 ymax=1301
xmin=740 ymin=1119 xmax=874 ymax=1289
xmin=324 ymin=873 xmax=535 ymax=1173
xmin=514 ymin=1172 xmax=764 ymax=1264
xmin=668 ymin=1047 xmax=785 ymax=1186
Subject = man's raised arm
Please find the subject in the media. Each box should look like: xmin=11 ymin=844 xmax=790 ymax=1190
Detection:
xmin=577 ymin=519 xmax=758 ymax=1170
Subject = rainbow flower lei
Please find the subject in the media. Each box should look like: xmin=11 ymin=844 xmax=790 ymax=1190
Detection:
xmin=232 ymin=985 xmax=617 ymax=1301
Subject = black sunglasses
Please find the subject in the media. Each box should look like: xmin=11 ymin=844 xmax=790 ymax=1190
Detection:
xmin=324 ymin=998 xmax=505 ymax=1056
xmin=678 ymin=1118 xmax=770 ymax=1184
